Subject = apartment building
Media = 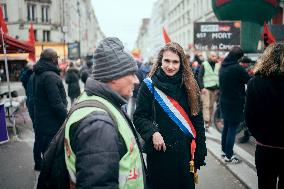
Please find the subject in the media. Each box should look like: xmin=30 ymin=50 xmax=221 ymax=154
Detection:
xmin=135 ymin=18 xmax=150 ymax=60
xmin=168 ymin=0 xmax=217 ymax=50
xmin=137 ymin=0 xmax=218 ymax=58
xmin=1 ymin=0 xmax=104 ymax=58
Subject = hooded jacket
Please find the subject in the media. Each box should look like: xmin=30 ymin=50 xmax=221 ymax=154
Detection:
xmin=33 ymin=59 xmax=67 ymax=136
xmin=65 ymin=68 xmax=81 ymax=99
xmin=69 ymin=78 xmax=146 ymax=189
xmin=219 ymin=59 xmax=250 ymax=121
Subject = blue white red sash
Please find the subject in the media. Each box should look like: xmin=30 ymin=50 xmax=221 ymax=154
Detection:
xmin=144 ymin=78 xmax=196 ymax=140
xmin=144 ymin=77 xmax=198 ymax=171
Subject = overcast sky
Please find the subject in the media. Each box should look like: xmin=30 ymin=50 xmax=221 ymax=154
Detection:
xmin=91 ymin=0 xmax=156 ymax=50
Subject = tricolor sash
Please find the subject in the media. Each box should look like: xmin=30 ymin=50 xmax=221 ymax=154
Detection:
xmin=144 ymin=78 xmax=197 ymax=164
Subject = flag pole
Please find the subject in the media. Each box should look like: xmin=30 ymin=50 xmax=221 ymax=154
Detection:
xmin=1 ymin=28 xmax=18 ymax=141
xmin=1 ymin=28 xmax=11 ymax=106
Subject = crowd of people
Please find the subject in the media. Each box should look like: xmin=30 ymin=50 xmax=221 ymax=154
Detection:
xmin=17 ymin=37 xmax=283 ymax=189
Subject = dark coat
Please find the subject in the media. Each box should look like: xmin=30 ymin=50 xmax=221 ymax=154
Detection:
xmin=79 ymin=65 xmax=92 ymax=84
xmin=19 ymin=68 xmax=33 ymax=93
xmin=133 ymin=63 xmax=152 ymax=98
xmin=219 ymin=60 xmax=250 ymax=122
xmin=244 ymin=75 xmax=284 ymax=147
xmin=26 ymin=73 xmax=34 ymax=123
xmin=69 ymin=78 xmax=146 ymax=189
xmin=133 ymin=69 xmax=206 ymax=188
xmin=65 ymin=68 xmax=81 ymax=99
xmin=33 ymin=59 xmax=67 ymax=136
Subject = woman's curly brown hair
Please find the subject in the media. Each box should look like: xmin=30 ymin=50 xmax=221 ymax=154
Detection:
xmin=148 ymin=42 xmax=200 ymax=116
xmin=254 ymin=43 xmax=284 ymax=77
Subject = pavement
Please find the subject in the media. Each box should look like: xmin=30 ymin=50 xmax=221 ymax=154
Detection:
xmin=205 ymin=126 xmax=257 ymax=189
xmin=0 ymin=81 xmax=258 ymax=189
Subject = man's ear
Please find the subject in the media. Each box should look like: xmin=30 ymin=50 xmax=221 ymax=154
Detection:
xmin=108 ymin=80 xmax=116 ymax=84
xmin=106 ymin=80 xmax=118 ymax=92
xmin=106 ymin=80 xmax=116 ymax=88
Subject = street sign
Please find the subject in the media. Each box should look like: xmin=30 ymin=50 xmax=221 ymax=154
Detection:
xmin=194 ymin=21 xmax=241 ymax=51
xmin=68 ymin=42 xmax=81 ymax=60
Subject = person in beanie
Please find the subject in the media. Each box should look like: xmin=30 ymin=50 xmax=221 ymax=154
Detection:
xmin=219 ymin=46 xmax=250 ymax=164
xmin=133 ymin=42 xmax=207 ymax=189
xmin=245 ymin=43 xmax=284 ymax=189
xmin=31 ymin=48 xmax=68 ymax=170
xmin=65 ymin=62 xmax=81 ymax=104
xmin=64 ymin=37 xmax=146 ymax=189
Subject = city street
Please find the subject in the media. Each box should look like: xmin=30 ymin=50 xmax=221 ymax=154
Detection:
xmin=1 ymin=0 xmax=283 ymax=188
xmin=0 ymin=82 xmax=257 ymax=189
xmin=0 ymin=120 xmax=247 ymax=189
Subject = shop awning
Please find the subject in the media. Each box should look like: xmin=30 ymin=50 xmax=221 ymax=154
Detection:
xmin=0 ymin=33 xmax=35 ymax=54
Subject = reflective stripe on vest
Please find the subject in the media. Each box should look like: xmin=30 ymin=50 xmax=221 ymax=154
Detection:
xmin=203 ymin=61 xmax=220 ymax=88
xmin=64 ymin=92 xmax=144 ymax=189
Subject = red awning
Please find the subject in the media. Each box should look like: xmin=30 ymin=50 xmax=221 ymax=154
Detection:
xmin=0 ymin=33 xmax=35 ymax=54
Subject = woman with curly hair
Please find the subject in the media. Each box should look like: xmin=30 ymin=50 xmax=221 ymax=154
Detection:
xmin=133 ymin=42 xmax=207 ymax=189
xmin=245 ymin=43 xmax=284 ymax=189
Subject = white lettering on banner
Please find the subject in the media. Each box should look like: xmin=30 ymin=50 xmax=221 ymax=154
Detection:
xmin=212 ymin=33 xmax=232 ymax=39
xmin=219 ymin=43 xmax=234 ymax=50
xmin=211 ymin=45 xmax=218 ymax=50
xmin=201 ymin=25 xmax=219 ymax=32
xmin=196 ymin=33 xmax=206 ymax=38
xmin=195 ymin=44 xmax=208 ymax=51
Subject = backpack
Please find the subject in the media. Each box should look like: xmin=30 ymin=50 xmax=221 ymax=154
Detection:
xmin=36 ymin=100 xmax=118 ymax=189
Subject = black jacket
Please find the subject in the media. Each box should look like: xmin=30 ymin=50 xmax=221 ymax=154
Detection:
xmin=19 ymin=68 xmax=33 ymax=93
xmin=219 ymin=60 xmax=250 ymax=122
xmin=80 ymin=65 xmax=92 ymax=84
xmin=65 ymin=68 xmax=81 ymax=99
xmin=69 ymin=78 xmax=146 ymax=189
xmin=245 ymin=75 xmax=284 ymax=147
xmin=133 ymin=69 xmax=206 ymax=169
xmin=33 ymin=59 xmax=67 ymax=136
xmin=26 ymin=73 xmax=35 ymax=123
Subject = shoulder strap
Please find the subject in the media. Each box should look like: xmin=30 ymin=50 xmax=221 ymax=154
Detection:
xmin=65 ymin=99 xmax=118 ymax=129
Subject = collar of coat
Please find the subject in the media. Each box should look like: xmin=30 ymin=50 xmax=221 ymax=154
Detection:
xmin=84 ymin=77 xmax=127 ymax=109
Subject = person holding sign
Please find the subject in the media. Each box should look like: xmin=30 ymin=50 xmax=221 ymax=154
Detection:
xmin=133 ymin=42 xmax=207 ymax=189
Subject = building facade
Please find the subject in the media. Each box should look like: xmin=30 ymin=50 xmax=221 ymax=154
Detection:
xmin=0 ymin=0 xmax=104 ymax=58
xmin=138 ymin=0 xmax=284 ymax=54
xmin=135 ymin=18 xmax=150 ymax=60
xmin=168 ymin=0 xmax=217 ymax=50
xmin=147 ymin=0 xmax=169 ymax=58
xmin=137 ymin=0 xmax=217 ymax=59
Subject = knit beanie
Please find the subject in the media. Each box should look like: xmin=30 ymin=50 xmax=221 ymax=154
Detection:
xmin=92 ymin=37 xmax=138 ymax=82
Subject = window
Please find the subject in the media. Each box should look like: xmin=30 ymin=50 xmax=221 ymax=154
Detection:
xmin=41 ymin=6 xmax=49 ymax=22
xmin=1 ymin=4 xmax=8 ymax=21
xmin=43 ymin=30 xmax=50 ymax=42
xmin=27 ymin=4 xmax=36 ymax=21
xmin=33 ymin=29 xmax=37 ymax=41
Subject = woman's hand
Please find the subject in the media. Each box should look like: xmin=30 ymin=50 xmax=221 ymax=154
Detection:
xmin=152 ymin=132 xmax=166 ymax=152
xmin=201 ymin=88 xmax=207 ymax=95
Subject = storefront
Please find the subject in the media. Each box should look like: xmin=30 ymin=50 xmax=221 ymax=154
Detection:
xmin=0 ymin=55 xmax=28 ymax=81
xmin=35 ymin=42 xmax=68 ymax=60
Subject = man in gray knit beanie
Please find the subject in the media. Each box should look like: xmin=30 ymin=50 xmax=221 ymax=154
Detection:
xmin=62 ymin=37 xmax=146 ymax=188
xmin=92 ymin=37 xmax=138 ymax=82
